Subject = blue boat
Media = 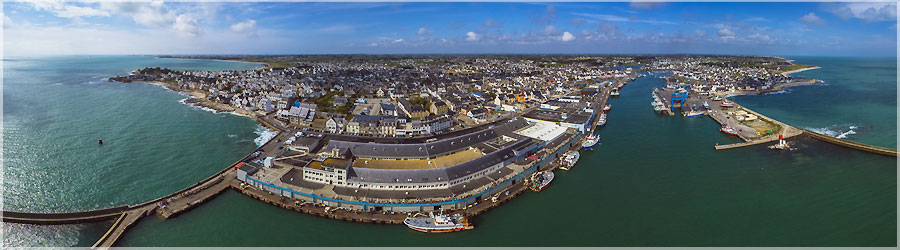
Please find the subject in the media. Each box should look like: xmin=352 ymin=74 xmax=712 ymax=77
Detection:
xmin=582 ymin=134 xmax=601 ymax=150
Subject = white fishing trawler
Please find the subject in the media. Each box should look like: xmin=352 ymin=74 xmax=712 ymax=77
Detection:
xmin=559 ymin=151 xmax=580 ymax=171
xmin=597 ymin=113 xmax=607 ymax=126
xmin=403 ymin=212 xmax=474 ymax=233
xmin=582 ymin=134 xmax=600 ymax=150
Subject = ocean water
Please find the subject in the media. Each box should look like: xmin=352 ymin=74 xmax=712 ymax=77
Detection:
xmin=3 ymin=56 xmax=896 ymax=247
xmin=2 ymin=56 xmax=265 ymax=246
xmin=732 ymin=56 xmax=897 ymax=148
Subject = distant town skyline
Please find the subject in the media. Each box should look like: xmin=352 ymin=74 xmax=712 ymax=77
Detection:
xmin=3 ymin=1 xmax=897 ymax=56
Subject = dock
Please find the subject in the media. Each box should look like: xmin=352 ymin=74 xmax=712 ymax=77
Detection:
xmin=90 ymin=205 xmax=155 ymax=249
xmin=713 ymin=101 xmax=802 ymax=150
xmin=157 ymin=171 xmax=237 ymax=219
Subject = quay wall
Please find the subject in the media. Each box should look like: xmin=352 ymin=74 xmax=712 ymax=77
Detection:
xmin=803 ymin=129 xmax=898 ymax=157
xmin=2 ymin=206 xmax=129 ymax=225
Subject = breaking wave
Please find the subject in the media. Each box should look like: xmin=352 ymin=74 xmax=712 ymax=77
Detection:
xmin=808 ymin=125 xmax=858 ymax=139
xmin=178 ymin=98 xmax=219 ymax=113
xmin=253 ymin=126 xmax=278 ymax=146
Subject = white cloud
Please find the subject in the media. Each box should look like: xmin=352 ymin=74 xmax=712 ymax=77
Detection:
xmin=2 ymin=12 xmax=13 ymax=29
xmin=561 ymin=31 xmax=575 ymax=42
xmin=718 ymin=28 xmax=735 ymax=40
xmin=827 ymin=2 xmax=897 ymax=23
xmin=747 ymin=33 xmax=773 ymax=43
xmin=98 ymin=2 xmax=177 ymax=28
xmin=466 ymin=31 xmax=481 ymax=41
xmin=572 ymin=13 xmax=675 ymax=25
xmin=5 ymin=24 xmax=294 ymax=56
xmin=230 ymin=19 xmax=257 ymax=32
xmin=56 ymin=5 xmax=110 ymax=18
xmin=393 ymin=39 xmax=404 ymax=44
xmin=174 ymin=14 xmax=201 ymax=37
xmin=799 ymin=12 xmax=825 ymax=26
xmin=417 ymin=25 xmax=434 ymax=36
xmin=29 ymin=1 xmax=109 ymax=18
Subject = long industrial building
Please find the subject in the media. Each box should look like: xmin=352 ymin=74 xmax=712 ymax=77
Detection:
xmin=238 ymin=117 xmax=581 ymax=212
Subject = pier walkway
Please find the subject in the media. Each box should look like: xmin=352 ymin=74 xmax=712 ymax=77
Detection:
xmin=91 ymin=205 xmax=155 ymax=249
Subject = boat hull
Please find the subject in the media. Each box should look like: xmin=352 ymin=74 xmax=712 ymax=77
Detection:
xmin=405 ymin=224 xmax=472 ymax=233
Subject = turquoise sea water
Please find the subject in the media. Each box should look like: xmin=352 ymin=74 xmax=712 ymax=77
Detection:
xmin=3 ymin=56 xmax=896 ymax=247
xmin=3 ymin=56 xmax=265 ymax=246
xmin=733 ymin=56 xmax=897 ymax=148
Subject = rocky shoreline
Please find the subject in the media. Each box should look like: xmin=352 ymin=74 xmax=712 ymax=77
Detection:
xmin=116 ymin=79 xmax=259 ymax=117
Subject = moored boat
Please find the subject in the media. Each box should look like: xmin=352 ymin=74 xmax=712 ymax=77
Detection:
xmin=720 ymin=99 xmax=734 ymax=109
xmin=703 ymin=101 xmax=710 ymax=110
xmin=582 ymin=134 xmax=600 ymax=150
xmin=597 ymin=114 xmax=607 ymax=126
xmin=559 ymin=151 xmax=580 ymax=171
xmin=611 ymin=89 xmax=620 ymax=96
xmin=603 ymin=104 xmax=611 ymax=112
xmin=685 ymin=109 xmax=704 ymax=117
xmin=720 ymin=126 xmax=739 ymax=136
xmin=529 ymin=170 xmax=555 ymax=191
xmin=404 ymin=212 xmax=474 ymax=233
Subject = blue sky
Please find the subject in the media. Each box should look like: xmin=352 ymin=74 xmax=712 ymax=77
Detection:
xmin=3 ymin=1 xmax=897 ymax=56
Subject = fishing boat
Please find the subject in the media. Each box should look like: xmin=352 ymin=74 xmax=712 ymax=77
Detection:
xmin=610 ymin=89 xmax=620 ymax=96
xmin=703 ymin=101 xmax=710 ymax=110
xmin=720 ymin=126 xmax=739 ymax=136
xmin=653 ymin=104 xmax=666 ymax=113
xmin=597 ymin=114 xmax=607 ymax=126
xmin=684 ymin=109 xmax=704 ymax=117
xmin=529 ymin=170 xmax=555 ymax=191
xmin=582 ymin=134 xmax=601 ymax=150
xmin=404 ymin=212 xmax=474 ymax=233
xmin=711 ymin=95 xmax=723 ymax=101
xmin=720 ymin=100 xmax=734 ymax=109
xmin=560 ymin=151 xmax=580 ymax=170
xmin=603 ymin=104 xmax=611 ymax=112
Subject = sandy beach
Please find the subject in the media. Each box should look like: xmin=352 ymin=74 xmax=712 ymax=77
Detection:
xmin=780 ymin=66 xmax=821 ymax=77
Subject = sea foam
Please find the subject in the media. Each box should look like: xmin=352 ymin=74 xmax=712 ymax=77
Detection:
xmin=809 ymin=125 xmax=858 ymax=139
xmin=253 ymin=126 xmax=278 ymax=146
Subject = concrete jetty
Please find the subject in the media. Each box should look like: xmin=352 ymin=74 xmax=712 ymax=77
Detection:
xmin=713 ymin=102 xmax=803 ymax=150
xmin=91 ymin=205 xmax=155 ymax=249
xmin=803 ymin=129 xmax=898 ymax=157
xmin=158 ymin=171 xmax=237 ymax=219
xmin=2 ymin=206 xmax=129 ymax=225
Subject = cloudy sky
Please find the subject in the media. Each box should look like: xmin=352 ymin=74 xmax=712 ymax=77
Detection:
xmin=3 ymin=1 xmax=897 ymax=56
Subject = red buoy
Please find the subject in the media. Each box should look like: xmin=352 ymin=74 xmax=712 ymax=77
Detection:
xmin=98 ymin=139 xmax=103 ymax=144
